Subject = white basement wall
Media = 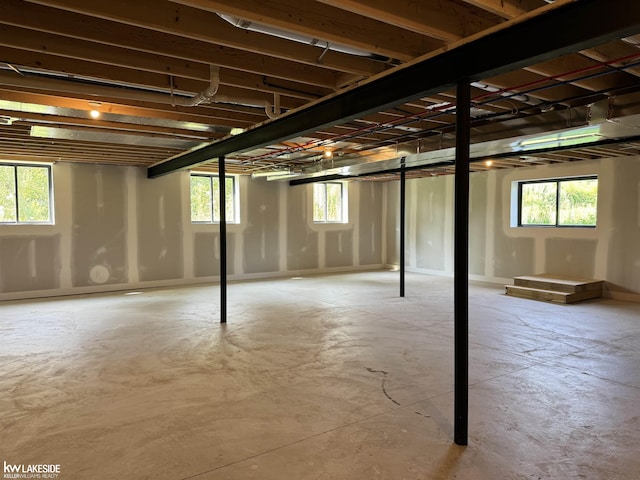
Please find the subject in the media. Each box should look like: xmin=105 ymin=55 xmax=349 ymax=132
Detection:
xmin=0 ymin=162 xmax=385 ymax=300
xmin=386 ymin=155 xmax=640 ymax=302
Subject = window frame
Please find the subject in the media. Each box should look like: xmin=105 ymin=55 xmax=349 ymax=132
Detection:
xmin=0 ymin=162 xmax=54 ymax=225
xmin=313 ymin=181 xmax=348 ymax=224
xmin=189 ymin=173 xmax=238 ymax=224
xmin=517 ymin=175 xmax=598 ymax=228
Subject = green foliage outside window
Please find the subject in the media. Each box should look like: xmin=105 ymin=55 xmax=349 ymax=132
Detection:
xmin=325 ymin=183 xmax=342 ymax=222
xmin=313 ymin=182 xmax=345 ymax=223
xmin=521 ymin=182 xmax=557 ymax=225
xmin=558 ymin=178 xmax=598 ymax=226
xmin=0 ymin=165 xmax=17 ymax=222
xmin=520 ymin=177 xmax=597 ymax=227
xmin=313 ymin=183 xmax=326 ymax=222
xmin=190 ymin=174 xmax=235 ymax=223
xmin=0 ymin=163 xmax=51 ymax=223
xmin=190 ymin=175 xmax=212 ymax=222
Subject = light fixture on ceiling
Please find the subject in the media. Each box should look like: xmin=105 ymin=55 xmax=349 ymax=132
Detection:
xmin=485 ymin=160 xmax=493 ymax=167
xmin=323 ymin=149 xmax=333 ymax=159
xmin=89 ymin=101 xmax=101 ymax=119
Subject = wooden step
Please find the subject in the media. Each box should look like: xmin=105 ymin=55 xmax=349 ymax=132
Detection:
xmin=506 ymin=274 xmax=604 ymax=304
xmin=513 ymin=274 xmax=604 ymax=295
xmin=505 ymin=285 xmax=602 ymax=304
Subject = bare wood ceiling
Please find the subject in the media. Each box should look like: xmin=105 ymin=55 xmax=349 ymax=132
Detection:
xmin=1 ymin=0 xmax=640 ymax=179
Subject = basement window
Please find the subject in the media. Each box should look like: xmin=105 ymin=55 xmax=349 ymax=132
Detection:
xmin=190 ymin=173 xmax=237 ymax=223
xmin=516 ymin=176 xmax=598 ymax=227
xmin=0 ymin=162 xmax=53 ymax=224
xmin=313 ymin=182 xmax=348 ymax=223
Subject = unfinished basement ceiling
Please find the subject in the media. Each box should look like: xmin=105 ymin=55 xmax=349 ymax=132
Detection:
xmin=1 ymin=0 xmax=640 ymax=179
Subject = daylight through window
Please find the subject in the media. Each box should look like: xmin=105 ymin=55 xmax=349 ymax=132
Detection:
xmin=313 ymin=182 xmax=347 ymax=223
xmin=190 ymin=174 xmax=236 ymax=223
xmin=519 ymin=176 xmax=598 ymax=227
xmin=0 ymin=163 xmax=53 ymax=224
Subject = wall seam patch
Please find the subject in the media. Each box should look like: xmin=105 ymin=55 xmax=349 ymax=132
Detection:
xmin=127 ymin=168 xmax=139 ymax=284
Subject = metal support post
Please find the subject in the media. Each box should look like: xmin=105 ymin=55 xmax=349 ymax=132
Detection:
xmin=454 ymin=79 xmax=470 ymax=446
xmin=400 ymin=167 xmax=406 ymax=297
xmin=218 ymin=156 xmax=227 ymax=324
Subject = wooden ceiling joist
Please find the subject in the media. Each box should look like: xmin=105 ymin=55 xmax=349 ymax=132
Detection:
xmin=148 ymin=0 xmax=640 ymax=177
xmin=0 ymin=0 xmax=638 ymax=181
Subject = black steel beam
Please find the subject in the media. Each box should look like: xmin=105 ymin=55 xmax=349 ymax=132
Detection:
xmin=289 ymin=174 xmax=347 ymax=186
xmin=454 ymin=80 xmax=470 ymax=446
xmin=148 ymin=0 xmax=640 ymax=178
xmin=400 ymin=167 xmax=406 ymax=298
xmin=218 ymin=156 xmax=227 ymax=324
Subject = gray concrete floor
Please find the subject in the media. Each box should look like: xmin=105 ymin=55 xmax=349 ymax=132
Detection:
xmin=1 ymin=271 xmax=639 ymax=479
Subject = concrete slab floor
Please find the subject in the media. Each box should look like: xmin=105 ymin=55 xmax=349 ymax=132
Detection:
xmin=1 ymin=271 xmax=639 ymax=479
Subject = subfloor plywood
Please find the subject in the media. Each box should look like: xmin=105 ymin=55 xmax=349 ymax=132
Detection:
xmin=505 ymin=285 xmax=603 ymax=304
xmin=1 ymin=271 xmax=639 ymax=479
xmin=507 ymin=274 xmax=604 ymax=303
xmin=514 ymin=274 xmax=604 ymax=293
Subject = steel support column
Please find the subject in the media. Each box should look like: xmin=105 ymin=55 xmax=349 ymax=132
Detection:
xmin=454 ymin=79 xmax=470 ymax=446
xmin=400 ymin=167 xmax=406 ymax=297
xmin=218 ymin=156 xmax=227 ymax=324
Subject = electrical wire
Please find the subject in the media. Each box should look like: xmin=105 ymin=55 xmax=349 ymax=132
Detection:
xmin=242 ymin=52 xmax=640 ymax=166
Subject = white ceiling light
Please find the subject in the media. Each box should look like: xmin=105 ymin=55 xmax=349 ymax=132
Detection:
xmin=89 ymin=101 xmax=101 ymax=118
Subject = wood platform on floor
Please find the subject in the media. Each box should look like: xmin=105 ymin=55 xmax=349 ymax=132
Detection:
xmin=505 ymin=274 xmax=604 ymax=304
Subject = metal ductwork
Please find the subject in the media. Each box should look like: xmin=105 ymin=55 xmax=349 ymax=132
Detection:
xmin=0 ymin=67 xmax=280 ymax=118
xmin=217 ymin=13 xmax=383 ymax=59
xmin=275 ymin=109 xmax=640 ymax=182
xmin=29 ymin=125 xmax=206 ymax=150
